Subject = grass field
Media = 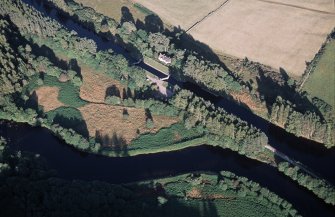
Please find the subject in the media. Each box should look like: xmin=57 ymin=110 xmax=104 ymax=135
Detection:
xmin=303 ymin=40 xmax=335 ymax=109
xmin=135 ymin=0 xmax=335 ymax=77
xmin=34 ymin=86 xmax=64 ymax=112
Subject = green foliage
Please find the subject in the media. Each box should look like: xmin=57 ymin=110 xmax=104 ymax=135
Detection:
xmin=173 ymin=89 xmax=269 ymax=161
xmin=45 ymin=106 xmax=88 ymax=136
xmin=278 ymin=162 xmax=335 ymax=205
xmin=152 ymin=172 xmax=300 ymax=217
xmin=270 ymin=96 xmax=334 ymax=147
xmin=303 ymin=40 xmax=335 ymax=109
xmin=0 ymin=96 xmax=38 ymax=125
xmin=48 ymin=124 xmax=95 ymax=151
xmin=0 ymin=17 xmax=33 ymax=96
xmin=130 ymin=123 xmax=203 ymax=151
xmin=25 ymin=74 xmax=87 ymax=108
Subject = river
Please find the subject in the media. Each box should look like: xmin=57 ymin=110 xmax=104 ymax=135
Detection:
xmin=0 ymin=121 xmax=334 ymax=217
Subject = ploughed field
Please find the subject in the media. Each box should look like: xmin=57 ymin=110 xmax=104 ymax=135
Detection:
xmin=134 ymin=0 xmax=335 ymax=77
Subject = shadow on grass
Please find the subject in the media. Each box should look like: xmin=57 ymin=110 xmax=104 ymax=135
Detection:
xmin=95 ymin=131 xmax=129 ymax=157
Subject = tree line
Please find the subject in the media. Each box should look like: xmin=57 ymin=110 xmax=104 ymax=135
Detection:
xmin=173 ymin=89 xmax=270 ymax=161
xmin=270 ymin=97 xmax=333 ymax=147
xmin=278 ymin=162 xmax=335 ymax=205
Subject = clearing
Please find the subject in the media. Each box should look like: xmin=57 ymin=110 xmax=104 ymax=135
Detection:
xmin=303 ymin=40 xmax=335 ymax=109
xmin=78 ymin=103 xmax=179 ymax=145
xmin=34 ymin=86 xmax=64 ymax=112
xmin=80 ymin=66 xmax=127 ymax=103
xmin=134 ymin=0 xmax=335 ymax=77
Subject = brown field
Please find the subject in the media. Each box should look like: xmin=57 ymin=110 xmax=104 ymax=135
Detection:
xmin=134 ymin=0 xmax=335 ymax=76
xmin=80 ymin=66 xmax=126 ymax=103
xmin=76 ymin=0 xmax=148 ymax=23
xmin=34 ymin=86 xmax=64 ymax=112
xmin=269 ymin=0 xmax=335 ymax=13
xmin=133 ymin=0 xmax=225 ymax=29
xmin=78 ymin=104 xmax=179 ymax=144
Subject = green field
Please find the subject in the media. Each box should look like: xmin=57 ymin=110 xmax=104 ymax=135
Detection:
xmin=303 ymin=40 xmax=335 ymax=109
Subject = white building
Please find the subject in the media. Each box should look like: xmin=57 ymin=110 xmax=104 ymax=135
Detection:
xmin=158 ymin=53 xmax=172 ymax=64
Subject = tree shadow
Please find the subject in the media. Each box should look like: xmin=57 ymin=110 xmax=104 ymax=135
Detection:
xmin=121 ymin=6 xmax=135 ymax=24
xmin=143 ymin=14 xmax=164 ymax=33
xmin=256 ymin=67 xmax=324 ymax=118
xmin=68 ymin=58 xmax=82 ymax=77
xmin=28 ymin=38 xmax=83 ymax=81
xmin=53 ymin=114 xmax=89 ymax=138
xmin=29 ymin=43 xmax=68 ymax=70
xmin=95 ymin=131 xmax=128 ymax=157
xmin=105 ymin=85 xmax=121 ymax=98
xmin=24 ymin=90 xmax=44 ymax=117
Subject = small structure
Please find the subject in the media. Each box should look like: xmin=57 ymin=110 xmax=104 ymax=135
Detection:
xmin=158 ymin=53 xmax=172 ymax=64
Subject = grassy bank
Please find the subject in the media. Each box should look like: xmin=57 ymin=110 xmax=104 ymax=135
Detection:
xmin=303 ymin=40 xmax=335 ymax=109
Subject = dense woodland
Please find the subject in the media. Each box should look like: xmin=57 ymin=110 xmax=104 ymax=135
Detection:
xmin=278 ymin=162 xmax=335 ymax=205
xmin=41 ymin=0 xmax=335 ymax=147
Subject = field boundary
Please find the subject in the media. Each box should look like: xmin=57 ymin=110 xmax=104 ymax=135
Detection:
xmin=256 ymin=0 xmax=335 ymax=15
xmin=186 ymin=0 xmax=230 ymax=32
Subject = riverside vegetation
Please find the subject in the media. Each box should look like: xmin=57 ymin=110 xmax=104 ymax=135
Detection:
xmin=0 ymin=0 xmax=334 ymax=211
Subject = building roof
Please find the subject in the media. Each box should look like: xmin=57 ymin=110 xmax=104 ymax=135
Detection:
xmin=158 ymin=53 xmax=172 ymax=64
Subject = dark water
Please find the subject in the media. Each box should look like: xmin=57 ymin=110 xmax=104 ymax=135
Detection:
xmin=0 ymin=121 xmax=334 ymax=217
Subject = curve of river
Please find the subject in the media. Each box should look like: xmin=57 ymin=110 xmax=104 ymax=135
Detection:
xmin=1 ymin=121 xmax=334 ymax=217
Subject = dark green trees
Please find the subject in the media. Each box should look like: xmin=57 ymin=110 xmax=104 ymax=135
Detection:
xmin=278 ymin=162 xmax=335 ymax=205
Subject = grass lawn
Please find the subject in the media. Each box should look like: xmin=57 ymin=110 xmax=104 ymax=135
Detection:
xmin=303 ymin=40 xmax=335 ymax=109
xmin=144 ymin=56 xmax=170 ymax=75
